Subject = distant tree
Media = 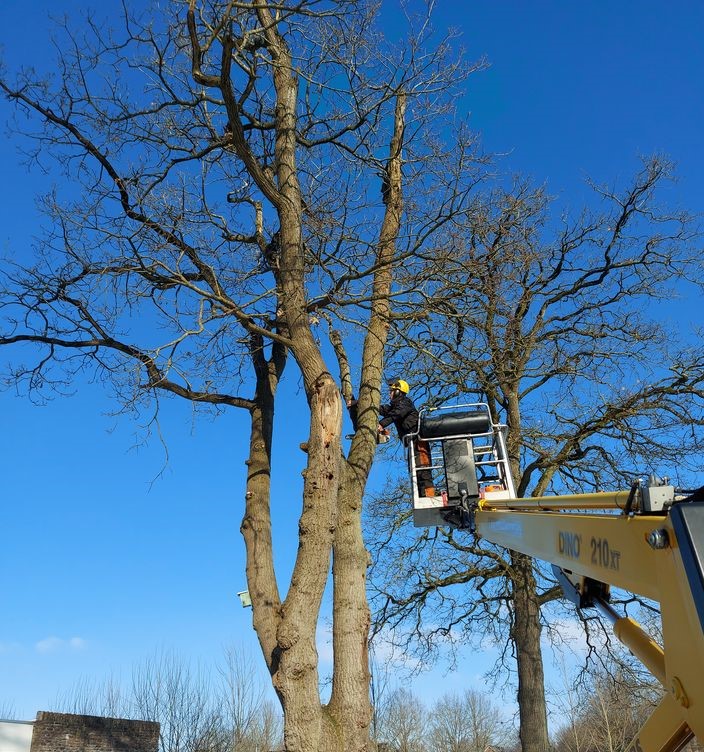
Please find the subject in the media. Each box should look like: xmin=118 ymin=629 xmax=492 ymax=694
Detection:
xmin=553 ymin=659 xmax=704 ymax=752
xmin=376 ymin=687 xmax=428 ymax=752
xmin=427 ymin=689 xmax=512 ymax=752
xmin=552 ymin=662 xmax=660 ymax=752
xmin=56 ymin=649 xmax=281 ymax=752
xmin=369 ymin=647 xmax=396 ymax=749
xmin=130 ymin=653 xmax=226 ymax=752
xmin=219 ymin=647 xmax=281 ymax=752
xmin=0 ymin=1 xmax=485 ymax=749
xmin=368 ymin=161 xmax=704 ymax=752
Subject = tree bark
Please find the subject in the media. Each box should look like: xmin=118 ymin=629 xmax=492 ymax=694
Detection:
xmin=242 ymin=399 xmax=281 ymax=674
xmin=511 ymin=551 xmax=549 ymax=752
xmin=327 ymin=464 xmax=374 ymax=750
xmin=241 ymin=336 xmax=285 ymax=688
xmin=248 ymin=8 xmax=345 ymax=749
xmin=505 ymin=393 xmax=550 ymax=752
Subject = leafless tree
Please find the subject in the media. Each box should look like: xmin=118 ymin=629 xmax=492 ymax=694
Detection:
xmin=427 ymin=689 xmax=513 ymax=752
xmin=131 ymin=652 xmax=225 ymax=752
xmin=368 ymin=162 xmax=704 ymax=752
xmin=551 ymin=644 xmax=704 ymax=752
xmin=0 ymin=2 xmax=486 ymax=750
xmin=56 ymin=648 xmax=281 ymax=752
xmin=552 ymin=661 xmax=661 ymax=752
xmin=219 ymin=646 xmax=281 ymax=752
xmin=57 ymin=673 xmax=129 ymax=720
xmin=369 ymin=645 xmax=397 ymax=749
xmin=376 ymin=687 xmax=428 ymax=752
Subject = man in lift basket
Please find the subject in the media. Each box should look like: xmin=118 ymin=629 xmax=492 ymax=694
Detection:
xmin=378 ymin=378 xmax=435 ymax=498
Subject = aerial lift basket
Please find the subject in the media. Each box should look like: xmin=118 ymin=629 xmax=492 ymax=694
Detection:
xmin=406 ymin=403 xmax=516 ymax=528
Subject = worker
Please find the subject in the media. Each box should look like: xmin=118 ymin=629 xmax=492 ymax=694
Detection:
xmin=379 ymin=378 xmax=434 ymax=497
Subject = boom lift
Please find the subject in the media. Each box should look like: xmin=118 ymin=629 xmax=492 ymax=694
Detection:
xmin=404 ymin=404 xmax=704 ymax=751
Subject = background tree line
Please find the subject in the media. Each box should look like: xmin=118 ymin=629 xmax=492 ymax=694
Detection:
xmin=56 ymin=649 xmax=282 ymax=752
xmin=36 ymin=647 xmax=704 ymax=752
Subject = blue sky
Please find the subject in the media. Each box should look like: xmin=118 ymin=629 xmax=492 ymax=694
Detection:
xmin=1 ymin=0 xmax=703 ymax=728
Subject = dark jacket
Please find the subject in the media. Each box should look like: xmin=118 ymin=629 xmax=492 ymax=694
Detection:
xmin=379 ymin=394 xmax=419 ymax=439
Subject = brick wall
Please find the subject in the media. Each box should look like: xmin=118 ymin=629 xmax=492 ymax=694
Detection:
xmin=29 ymin=712 xmax=159 ymax=752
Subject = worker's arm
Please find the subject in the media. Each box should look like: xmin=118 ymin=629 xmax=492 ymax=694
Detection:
xmin=379 ymin=403 xmax=398 ymax=429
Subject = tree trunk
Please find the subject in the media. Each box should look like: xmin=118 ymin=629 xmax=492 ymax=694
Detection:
xmin=274 ymin=376 xmax=342 ymax=752
xmin=241 ymin=338 xmax=286 ymax=707
xmin=505 ymin=394 xmax=550 ymax=752
xmin=224 ymin=9 xmax=404 ymax=748
xmin=511 ymin=551 xmax=549 ymax=752
xmin=251 ymin=8 xmax=345 ymax=747
xmin=242 ymin=400 xmax=281 ymax=675
xmin=242 ymin=341 xmax=341 ymax=751
xmin=243 ymin=383 xmax=343 ymax=752
xmin=326 ymin=463 xmax=374 ymax=751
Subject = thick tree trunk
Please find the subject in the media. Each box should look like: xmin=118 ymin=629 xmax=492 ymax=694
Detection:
xmin=227 ymin=10 xmax=404 ymax=749
xmin=245 ymin=379 xmax=342 ymax=752
xmin=511 ymin=551 xmax=549 ymax=752
xmin=275 ymin=376 xmax=342 ymax=752
xmin=252 ymin=9 xmax=345 ymax=748
xmin=326 ymin=464 xmax=374 ymax=751
xmin=505 ymin=394 xmax=550 ymax=752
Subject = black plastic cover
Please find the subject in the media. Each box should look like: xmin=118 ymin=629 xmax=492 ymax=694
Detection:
xmin=419 ymin=410 xmax=492 ymax=440
xmin=670 ymin=501 xmax=704 ymax=633
xmin=443 ymin=438 xmax=479 ymax=501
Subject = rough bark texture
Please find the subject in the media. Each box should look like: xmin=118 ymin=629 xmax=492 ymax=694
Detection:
xmin=506 ymin=399 xmax=550 ymax=752
xmin=253 ymin=8 xmax=343 ymax=748
xmin=510 ymin=551 xmax=549 ymax=752
xmin=242 ymin=336 xmax=285 ymax=680
xmin=329 ymin=469 xmax=374 ymax=750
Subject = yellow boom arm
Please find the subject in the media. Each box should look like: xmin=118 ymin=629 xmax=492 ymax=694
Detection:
xmin=475 ymin=495 xmax=704 ymax=752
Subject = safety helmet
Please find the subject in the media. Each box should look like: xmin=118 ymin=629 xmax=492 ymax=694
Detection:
xmin=388 ymin=378 xmax=410 ymax=394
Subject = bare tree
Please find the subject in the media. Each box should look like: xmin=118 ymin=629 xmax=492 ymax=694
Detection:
xmin=369 ymin=646 xmax=397 ymax=749
xmin=368 ymin=162 xmax=704 ymax=752
xmin=552 ymin=662 xmax=661 ymax=752
xmin=219 ymin=646 xmax=281 ymax=752
xmin=427 ymin=689 xmax=512 ymax=752
xmin=551 ymin=647 xmax=704 ymax=752
xmin=548 ymin=660 xmax=586 ymax=752
xmin=0 ymin=2 xmax=485 ymax=750
xmin=56 ymin=648 xmax=281 ymax=752
xmin=58 ymin=652 xmax=220 ymax=752
xmin=376 ymin=687 xmax=428 ymax=752
xmin=131 ymin=653 xmax=224 ymax=752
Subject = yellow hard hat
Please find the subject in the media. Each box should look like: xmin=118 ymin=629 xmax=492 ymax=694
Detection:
xmin=389 ymin=378 xmax=410 ymax=394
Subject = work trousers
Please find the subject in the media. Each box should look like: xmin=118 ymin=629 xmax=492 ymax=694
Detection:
xmin=414 ymin=439 xmax=434 ymax=495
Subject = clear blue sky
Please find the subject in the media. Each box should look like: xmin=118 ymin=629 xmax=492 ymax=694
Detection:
xmin=1 ymin=0 xmax=703 ymax=726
